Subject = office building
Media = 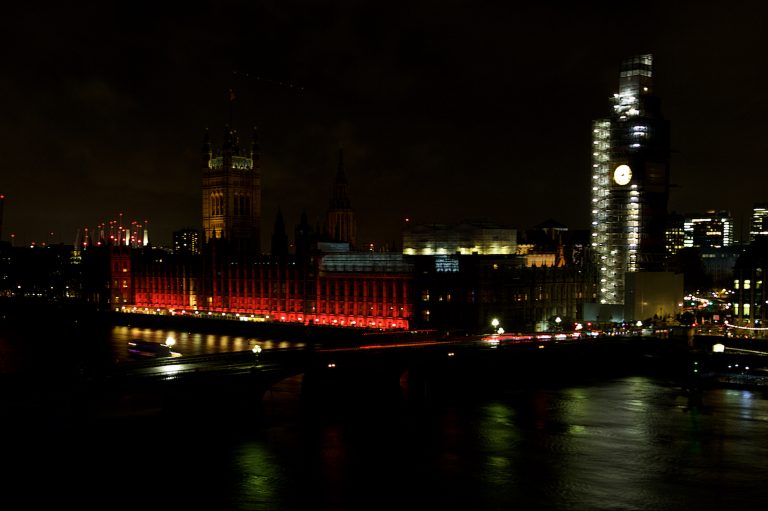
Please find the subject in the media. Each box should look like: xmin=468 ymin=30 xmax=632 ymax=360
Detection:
xmin=750 ymin=203 xmax=768 ymax=242
xmin=173 ymin=229 xmax=201 ymax=255
xmin=665 ymin=212 xmax=685 ymax=256
xmin=684 ymin=210 xmax=733 ymax=249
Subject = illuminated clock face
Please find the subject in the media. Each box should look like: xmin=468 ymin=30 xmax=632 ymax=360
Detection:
xmin=613 ymin=164 xmax=632 ymax=185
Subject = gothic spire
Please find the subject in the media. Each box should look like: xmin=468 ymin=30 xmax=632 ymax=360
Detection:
xmin=329 ymin=147 xmax=351 ymax=210
xmin=201 ymin=128 xmax=211 ymax=167
xmin=271 ymin=207 xmax=288 ymax=257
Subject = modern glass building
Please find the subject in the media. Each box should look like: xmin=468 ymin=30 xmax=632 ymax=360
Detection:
xmin=683 ymin=210 xmax=733 ymax=249
xmin=750 ymin=203 xmax=768 ymax=242
xmin=665 ymin=212 xmax=686 ymax=256
xmin=590 ymin=54 xmax=671 ymax=305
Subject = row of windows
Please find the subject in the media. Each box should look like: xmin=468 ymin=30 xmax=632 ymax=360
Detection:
xmin=209 ymin=192 xmax=252 ymax=216
xmin=210 ymin=192 xmax=225 ymax=216
xmin=734 ymin=279 xmax=763 ymax=290
xmin=316 ymin=304 xmax=409 ymax=317
xmin=321 ymin=279 xmax=408 ymax=300
xmin=733 ymin=303 xmax=762 ymax=317
xmin=112 ymin=261 xmax=129 ymax=272
xmin=129 ymin=295 xmax=411 ymax=319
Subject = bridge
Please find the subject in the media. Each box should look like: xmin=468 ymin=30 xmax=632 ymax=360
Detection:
xmin=4 ymin=330 xmax=759 ymax=427
xmin=68 ymin=331 xmax=699 ymax=423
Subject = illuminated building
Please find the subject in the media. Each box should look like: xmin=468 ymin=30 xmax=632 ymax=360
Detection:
xmin=749 ymin=203 xmax=768 ymax=242
xmin=116 ymin=246 xmax=413 ymax=329
xmin=665 ymin=212 xmax=685 ymax=256
xmin=683 ymin=210 xmax=733 ymax=249
xmin=590 ymin=54 xmax=671 ymax=307
xmin=731 ymin=239 xmax=768 ymax=329
xmin=409 ymin=253 xmax=596 ymax=332
xmin=402 ymin=221 xmax=517 ymax=255
xmin=515 ymin=220 xmax=591 ymax=268
xmin=201 ymin=126 xmax=261 ymax=252
xmin=405 ymin=222 xmax=596 ymax=332
xmin=88 ymin=126 xmax=412 ymax=330
xmin=173 ymin=228 xmax=200 ymax=255
xmin=668 ymin=210 xmax=737 ymax=290
xmin=315 ymin=253 xmax=412 ymax=329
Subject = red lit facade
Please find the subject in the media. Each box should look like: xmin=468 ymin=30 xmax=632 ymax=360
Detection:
xmin=92 ymin=124 xmax=412 ymax=330
xmin=109 ymin=246 xmax=413 ymax=330
xmin=314 ymin=270 xmax=411 ymax=329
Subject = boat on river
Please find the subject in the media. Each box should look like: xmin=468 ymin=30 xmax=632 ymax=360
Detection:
xmin=127 ymin=338 xmax=182 ymax=358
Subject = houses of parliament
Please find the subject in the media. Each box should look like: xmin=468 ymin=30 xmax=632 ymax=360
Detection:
xmin=14 ymin=55 xmax=768 ymax=333
xmin=82 ymin=124 xmax=420 ymax=331
xmin=50 ymin=117 xmax=601 ymax=334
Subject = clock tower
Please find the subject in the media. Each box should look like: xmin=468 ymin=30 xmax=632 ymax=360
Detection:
xmin=590 ymin=54 xmax=671 ymax=307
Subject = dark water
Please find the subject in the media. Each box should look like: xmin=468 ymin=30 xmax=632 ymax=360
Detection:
xmin=2 ymin=323 xmax=768 ymax=510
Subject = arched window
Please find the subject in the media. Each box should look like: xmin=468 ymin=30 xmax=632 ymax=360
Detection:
xmin=211 ymin=191 xmax=225 ymax=216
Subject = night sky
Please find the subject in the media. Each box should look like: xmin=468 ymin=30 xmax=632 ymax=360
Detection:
xmin=1 ymin=1 xmax=767 ymax=249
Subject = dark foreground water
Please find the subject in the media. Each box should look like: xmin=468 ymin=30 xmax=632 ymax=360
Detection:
xmin=2 ymin=321 xmax=768 ymax=510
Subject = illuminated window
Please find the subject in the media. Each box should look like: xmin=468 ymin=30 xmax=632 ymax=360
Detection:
xmin=421 ymin=290 xmax=430 ymax=301
xmin=744 ymin=303 xmax=751 ymax=316
xmin=744 ymin=280 xmax=751 ymax=290
xmin=734 ymin=280 xmax=740 ymax=289
xmin=421 ymin=309 xmax=430 ymax=322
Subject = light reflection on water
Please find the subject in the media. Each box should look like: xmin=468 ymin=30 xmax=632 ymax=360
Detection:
xmin=110 ymin=325 xmax=303 ymax=362
xmin=236 ymin=377 xmax=768 ymax=511
xmin=3 ymin=324 xmax=768 ymax=510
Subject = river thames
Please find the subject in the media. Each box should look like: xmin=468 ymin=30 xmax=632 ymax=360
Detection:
xmin=2 ymin=320 xmax=768 ymax=510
